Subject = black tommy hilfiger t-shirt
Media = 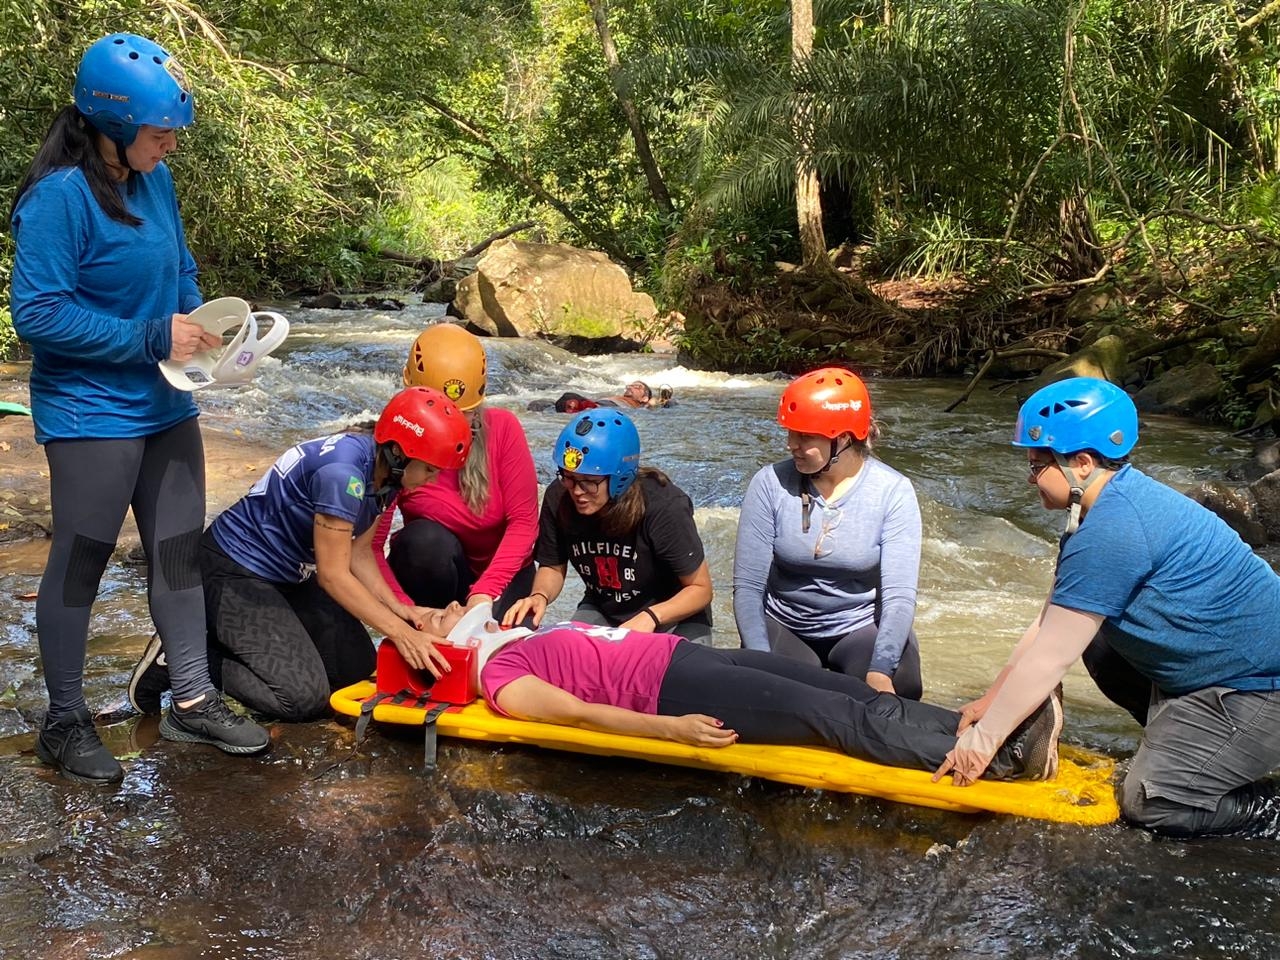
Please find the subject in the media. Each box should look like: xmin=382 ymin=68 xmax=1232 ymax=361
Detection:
xmin=537 ymin=474 xmax=708 ymax=624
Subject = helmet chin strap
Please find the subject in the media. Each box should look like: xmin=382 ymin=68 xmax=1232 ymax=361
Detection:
xmin=817 ymin=438 xmax=852 ymax=475
xmin=1052 ymin=452 xmax=1106 ymax=536
xmin=374 ymin=442 xmax=409 ymax=510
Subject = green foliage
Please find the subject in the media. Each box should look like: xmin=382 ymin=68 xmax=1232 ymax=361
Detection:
xmin=679 ymin=317 xmax=825 ymax=372
xmin=2 ymin=0 xmax=1279 ymax=395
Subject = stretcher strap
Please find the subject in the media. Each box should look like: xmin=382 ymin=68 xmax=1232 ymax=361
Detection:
xmin=421 ymin=703 xmax=452 ymax=773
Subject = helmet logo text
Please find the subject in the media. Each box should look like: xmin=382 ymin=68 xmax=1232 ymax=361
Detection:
xmin=393 ymin=414 xmax=424 ymax=437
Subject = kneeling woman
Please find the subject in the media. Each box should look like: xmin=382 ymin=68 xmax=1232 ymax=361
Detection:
xmin=734 ymin=367 xmax=923 ymax=698
xmin=374 ymin=324 xmax=538 ymax=620
xmin=431 ymin=607 xmax=1060 ymax=781
xmin=503 ymin=412 xmax=713 ymax=642
xmin=200 ymin=388 xmax=470 ymax=721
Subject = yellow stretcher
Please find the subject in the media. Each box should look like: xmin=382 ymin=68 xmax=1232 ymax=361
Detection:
xmin=330 ymin=679 xmax=1120 ymax=826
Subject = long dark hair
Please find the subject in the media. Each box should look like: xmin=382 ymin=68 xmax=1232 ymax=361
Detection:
xmin=9 ymin=106 xmax=139 ymax=227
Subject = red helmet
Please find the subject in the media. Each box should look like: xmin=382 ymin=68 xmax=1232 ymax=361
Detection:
xmin=777 ymin=367 xmax=872 ymax=440
xmin=374 ymin=387 xmax=470 ymax=470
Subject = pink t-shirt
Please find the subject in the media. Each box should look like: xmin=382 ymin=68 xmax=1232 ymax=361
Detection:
xmin=481 ymin=623 xmax=682 ymax=717
xmin=373 ymin=406 xmax=538 ymax=603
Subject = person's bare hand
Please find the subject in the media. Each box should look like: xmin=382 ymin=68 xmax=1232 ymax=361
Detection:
xmin=865 ymin=671 xmax=896 ymax=694
xmin=502 ymin=593 xmax=546 ymax=627
xmin=388 ymin=628 xmax=451 ymax=677
xmin=665 ymin=714 xmax=737 ymax=747
xmin=956 ymin=695 xmax=991 ymax=734
xmin=169 ymin=313 xmax=220 ymax=362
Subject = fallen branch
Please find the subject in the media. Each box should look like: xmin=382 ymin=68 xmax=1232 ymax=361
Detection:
xmin=460 ymin=221 xmax=537 ymax=260
xmin=945 ymin=347 xmax=1069 ymax=412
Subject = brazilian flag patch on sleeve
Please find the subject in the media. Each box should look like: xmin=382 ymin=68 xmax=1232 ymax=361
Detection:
xmin=345 ymin=476 xmax=365 ymax=498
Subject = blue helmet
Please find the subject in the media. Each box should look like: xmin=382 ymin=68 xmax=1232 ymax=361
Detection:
xmin=74 ymin=34 xmax=194 ymax=146
xmin=553 ymin=412 xmax=641 ymax=499
xmin=1013 ymin=377 xmax=1138 ymax=459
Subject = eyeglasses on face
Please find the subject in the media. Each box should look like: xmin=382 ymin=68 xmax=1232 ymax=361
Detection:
xmin=557 ymin=469 xmax=606 ymax=494
xmin=1027 ymin=459 xmax=1060 ymax=481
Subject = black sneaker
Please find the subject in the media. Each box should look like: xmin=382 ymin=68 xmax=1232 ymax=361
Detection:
xmin=127 ymin=633 xmax=168 ymax=715
xmin=159 ymin=692 xmax=271 ymax=755
xmin=35 ymin=706 xmax=124 ymax=784
xmin=1006 ymin=687 xmax=1064 ymax=781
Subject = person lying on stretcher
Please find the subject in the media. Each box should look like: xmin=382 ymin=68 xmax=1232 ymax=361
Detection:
xmin=422 ymin=605 xmax=1062 ymax=784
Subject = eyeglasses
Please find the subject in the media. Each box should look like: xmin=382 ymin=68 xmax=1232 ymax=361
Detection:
xmin=813 ymin=506 xmax=843 ymax=558
xmin=1027 ymin=460 xmax=1056 ymax=481
xmin=557 ymin=469 xmax=606 ymax=494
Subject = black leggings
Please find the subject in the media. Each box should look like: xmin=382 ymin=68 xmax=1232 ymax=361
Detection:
xmin=766 ymin=613 xmax=923 ymax=700
xmin=201 ymin=532 xmax=374 ymax=721
xmin=387 ymin=518 xmax=534 ymax=621
xmin=39 ymin=418 xmax=211 ymax=717
xmin=657 ymin=644 xmax=1022 ymax=777
xmin=572 ymin=602 xmax=712 ymax=645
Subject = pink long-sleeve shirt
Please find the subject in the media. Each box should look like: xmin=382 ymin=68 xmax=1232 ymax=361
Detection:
xmin=374 ymin=406 xmax=538 ymax=603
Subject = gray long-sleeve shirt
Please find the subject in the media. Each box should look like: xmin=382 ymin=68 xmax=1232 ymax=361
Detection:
xmin=732 ymin=457 xmax=922 ymax=676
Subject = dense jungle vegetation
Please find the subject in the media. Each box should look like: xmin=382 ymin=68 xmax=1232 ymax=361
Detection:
xmin=2 ymin=0 xmax=1279 ymax=424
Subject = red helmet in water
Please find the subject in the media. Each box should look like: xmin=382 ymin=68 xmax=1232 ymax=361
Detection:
xmin=777 ymin=367 xmax=872 ymax=440
xmin=375 ymin=387 xmax=470 ymax=470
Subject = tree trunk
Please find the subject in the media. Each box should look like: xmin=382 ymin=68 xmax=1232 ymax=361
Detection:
xmin=791 ymin=0 xmax=830 ymax=271
xmin=588 ymin=0 xmax=676 ymax=218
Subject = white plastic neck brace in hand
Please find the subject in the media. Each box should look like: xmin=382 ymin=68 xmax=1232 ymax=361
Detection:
xmin=159 ymin=296 xmax=290 ymax=391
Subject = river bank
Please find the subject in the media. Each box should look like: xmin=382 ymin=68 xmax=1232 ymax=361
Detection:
xmin=0 ymin=379 xmax=280 ymax=572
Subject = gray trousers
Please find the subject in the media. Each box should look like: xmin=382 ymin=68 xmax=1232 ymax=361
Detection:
xmin=1121 ymin=685 xmax=1280 ymax=837
xmin=765 ymin=613 xmax=923 ymax=701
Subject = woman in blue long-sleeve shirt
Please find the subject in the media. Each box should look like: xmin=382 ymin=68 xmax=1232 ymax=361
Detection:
xmin=9 ymin=33 xmax=267 ymax=782
xmin=733 ymin=368 xmax=924 ymax=698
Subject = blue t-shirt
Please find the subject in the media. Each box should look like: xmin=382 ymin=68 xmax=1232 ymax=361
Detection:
xmin=211 ymin=434 xmax=383 ymax=583
xmin=1053 ymin=465 xmax=1280 ymax=694
xmin=10 ymin=164 xmax=201 ymax=442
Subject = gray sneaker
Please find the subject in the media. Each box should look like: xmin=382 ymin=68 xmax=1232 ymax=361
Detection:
xmin=159 ymin=692 xmax=271 ymax=755
xmin=1007 ymin=686 xmax=1064 ymax=781
xmin=127 ymin=633 xmax=168 ymax=715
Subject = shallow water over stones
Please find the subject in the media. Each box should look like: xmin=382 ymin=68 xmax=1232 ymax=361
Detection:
xmin=0 ymin=303 xmax=1276 ymax=958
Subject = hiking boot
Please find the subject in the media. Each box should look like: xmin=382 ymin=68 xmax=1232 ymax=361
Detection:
xmin=1005 ymin=687 xmax=1064 ymax=781
xmin=127 ymin=633 xmax=169 ymax=715
xmin=159 ymin=692 xmax=271 ymax=755
xmin=35 ymin=706 xmax=124 ymax=784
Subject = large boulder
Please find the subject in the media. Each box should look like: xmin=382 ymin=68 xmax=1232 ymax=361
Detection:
xmin=1132 ymin=362 xmax=1222 ymax=415
xmin=1188 ymin=481 xmax=1267 ymax=547
xmin=1248 ymin=469 xmax=1280 ymax=542
xmin=1031 ymin=334 xmax=1129 ymax=390
xmin=453 ymin=240 xmax=656 ymax=340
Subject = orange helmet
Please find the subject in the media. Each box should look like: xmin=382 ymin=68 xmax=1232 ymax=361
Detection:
xmin=777 ymin=367 xmax=872 ymax=440
xmin=403 ymin=324 xmax=487 ymax=411
xmin=375 ymin=387 xmax=471 ymax=470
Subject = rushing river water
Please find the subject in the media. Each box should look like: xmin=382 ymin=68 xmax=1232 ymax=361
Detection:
xmin=0 ymin=300 xmax=1277 ymax=959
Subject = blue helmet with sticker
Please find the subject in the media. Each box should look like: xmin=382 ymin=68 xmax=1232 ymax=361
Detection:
xmin=1012 ymin=376 xmax=1138 ymax=459
xmin=74 ymin=34 xmax=194 ymax=147
xmin=553 ymin=411 xmax=641 ymax=499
